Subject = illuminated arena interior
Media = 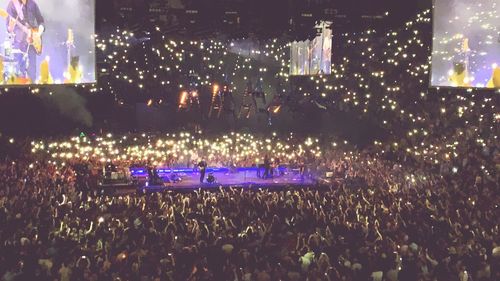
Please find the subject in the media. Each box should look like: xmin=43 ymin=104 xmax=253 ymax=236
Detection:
xmin=0 ymin=1 xmax=498 ymax=281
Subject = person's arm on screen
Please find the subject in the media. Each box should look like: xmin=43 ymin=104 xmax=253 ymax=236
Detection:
xmin=6 ymin=2 xmax=17 ymax=33
xmin=34 ymin=1 xmax=44 ymax=32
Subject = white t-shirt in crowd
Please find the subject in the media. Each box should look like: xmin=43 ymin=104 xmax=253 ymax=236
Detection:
xmin=371 ymin=271 xmax=383 ymax=281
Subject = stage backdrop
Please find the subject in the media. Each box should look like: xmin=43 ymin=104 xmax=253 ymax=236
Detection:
xmin=0 ymin=0 xmax=95 ymax=85
xmin=431 ymin=0 xmax=499 ymax=88
xmin=290 ymin=21 xmax=332 ymax=76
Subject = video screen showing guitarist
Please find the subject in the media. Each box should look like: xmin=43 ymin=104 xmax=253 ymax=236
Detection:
xmin=5 ymin=0 xmax=44 ymax=82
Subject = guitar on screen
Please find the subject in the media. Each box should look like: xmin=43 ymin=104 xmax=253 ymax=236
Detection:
xmin=0 ymin=8 xmax=43 ymax=54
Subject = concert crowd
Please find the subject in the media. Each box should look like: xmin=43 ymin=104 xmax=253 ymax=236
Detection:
xmin=0 ymin=127 xmax=498 ymax=281
xmin=0 ymin=3 xmax=499 ymax=281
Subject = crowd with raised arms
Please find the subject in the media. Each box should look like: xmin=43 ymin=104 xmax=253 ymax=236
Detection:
xmin=0 ymin=130 xmax=498 ymax=281
xmin=0 ymin=2 xmax=499 ymax=281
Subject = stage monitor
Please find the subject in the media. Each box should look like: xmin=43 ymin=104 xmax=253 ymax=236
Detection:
xmin=0 ymin=0 xmax=96 ymax=85
xmin=431 ymin=0 xmax=500 ymax=88
xmin=290 ymin=21 xmax=332 ymax=76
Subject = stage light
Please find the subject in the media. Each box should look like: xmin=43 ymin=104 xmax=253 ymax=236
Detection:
xmin=179 ymin=91 xmax=188 ymax=108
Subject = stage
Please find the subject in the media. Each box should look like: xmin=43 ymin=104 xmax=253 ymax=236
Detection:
xmin=98 ymin=167 xmax=317 ymax=194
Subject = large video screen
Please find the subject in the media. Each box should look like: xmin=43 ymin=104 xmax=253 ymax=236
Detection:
xmin=0 ymin=0 xmax=95 ymax=85
xmin=431 ymin=0 xmax=500 ymax=88
xmin=290 ymin=22 xmax=332 ymax=76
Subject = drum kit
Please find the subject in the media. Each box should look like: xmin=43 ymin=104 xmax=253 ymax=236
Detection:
xmin=1 ymin=32 xmax=30 ymax=82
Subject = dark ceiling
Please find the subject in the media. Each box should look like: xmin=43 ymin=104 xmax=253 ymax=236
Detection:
xmin=96 ymin=0 xmax=431 ymax=36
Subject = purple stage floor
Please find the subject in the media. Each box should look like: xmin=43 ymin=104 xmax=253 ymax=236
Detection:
xmin=168 ymin=170 xmax=313 ymax=188
xmin=101 ymin=169 xmax=316 ymax=194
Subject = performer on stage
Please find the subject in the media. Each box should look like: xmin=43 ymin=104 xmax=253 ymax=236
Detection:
xmin=298 ymin=158 xmax=306 ymax=181
xmin=263 ymin=155 xmax=271 ymax=179
xmin=147 ymin=165 xmax=161 ymax=186
xmin=274 ymin=157 xmax=282 ymax=177
xmin=5 ymin=0 xmax=44 ymax=81
xmin=198 ymin=160 xmax=207 ymax=183
xmin=147 ymin=165 xmax=154 ymax=184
